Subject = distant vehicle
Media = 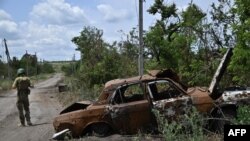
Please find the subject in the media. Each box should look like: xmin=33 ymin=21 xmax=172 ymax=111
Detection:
xmin=52 ymin=48 xmax=250 ymax=139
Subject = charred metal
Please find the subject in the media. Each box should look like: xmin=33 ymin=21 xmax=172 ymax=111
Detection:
xmin=52 ymin=48 xmax=250 ymax=138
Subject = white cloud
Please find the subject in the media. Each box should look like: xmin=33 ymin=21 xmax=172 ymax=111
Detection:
xmin=0 ymin=0 xmax=83 ymax=61
xmin=0 ymin=9 xmax=12 ymax=21
xmin=1 ymin=0 xmax=217 ymax=61
xmin=97 ymin=4 xmax=133 ymax=23
xmin=15 ymin=21 xmax=81 ymax=60
xmin=0 ymin=10 xmax=19 ymax=39
xmin=30 ymin=0 xmax=88 ymax=25
xmin=0 ymin=20 xmax=18 ymax=33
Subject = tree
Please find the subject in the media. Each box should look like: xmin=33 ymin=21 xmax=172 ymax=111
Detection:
xmin=117 ymin=28 xmax=139 ymax=76
xmin=228 ymin=0 xmax=250 ymax=85
xmin=146 ymin=1 xmax=213 ymax=85
xmin=72 ymin=26 xmax=125 ymax=87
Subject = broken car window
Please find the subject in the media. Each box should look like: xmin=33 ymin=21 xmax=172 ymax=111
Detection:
xmin=148 ymin=80 xmax=182 ymax=101
xmin=112 ymin=83 xmax=145 ymax=104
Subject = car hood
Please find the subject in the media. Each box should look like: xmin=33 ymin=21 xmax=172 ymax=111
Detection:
xmin=60 ymin=100 xmax=93 ymax=114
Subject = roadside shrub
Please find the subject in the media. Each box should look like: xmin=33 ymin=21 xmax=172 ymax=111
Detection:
xmin=40 ymin=62 xmax=55 ymax=74
xmin=234 ymin=105 xmax=250 ymax=124
xmin=57 ymin=76 xmax=103 ymax=106
xmin=153 ymin=107 xmax=205 ymax=141
xmin=61 ymin=64 xmax=75 ymax=76
xmin=0 ymin=79 xmax=12 ymax=91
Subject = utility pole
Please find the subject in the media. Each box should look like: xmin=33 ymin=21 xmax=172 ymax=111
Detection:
xmin=138 ymin=0 xmax=144 ymax=76
xmin=26 ymin=50 xmax=29 ymax=76
xmin=35 ymin=52 xmax=38 ymax=81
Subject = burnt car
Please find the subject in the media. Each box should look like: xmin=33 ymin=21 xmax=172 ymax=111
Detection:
xmin=52 ymin=48 xmax=250 ymax=138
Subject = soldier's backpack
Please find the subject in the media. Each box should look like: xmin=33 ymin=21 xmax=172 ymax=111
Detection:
xmin=18 ymin=77 xmax=30 ymax=90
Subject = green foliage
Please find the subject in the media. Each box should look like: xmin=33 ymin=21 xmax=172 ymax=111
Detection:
xmin=146 ymin=1 xmax=218 ymax=86
xmin=225 ymin=0 xmax=250 ymax=85
xmin=148 ymin=0 xmax=178 ymax=20
xmin=39 ymin=62 xmax=55 ymax=74
xmin=153 ymin=108 xmax=205 ymax=141
xmin=229 ymin=47 xmax=250 ymax=85
xmin=0 ymin=61 xmax=7 ymax=77
xmin=71 ymin=26 xmax=138 ymax=88
xmin=182 ymin=4 xmax=206 ymax=27
xmin=0 ymin=79 xmax=12 ymax=91
xmin=64 ymin=0 xmax=250 ymax=104
xmin=57 ymin=76 xmax=103 ymax=106
xmin=208 ymin=0 xmax=250 ymax=86
xmin=1 ymin=53 xmax=55 ymax=80
xmin=61 ymin=62 xmax=78 ymax=76
xmin=234 ymin=105 xmax=250 ymax=125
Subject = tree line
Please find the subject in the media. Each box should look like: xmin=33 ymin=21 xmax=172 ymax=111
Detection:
xmin=0 ymin=52 xmax=54 ymax=79
xmin=62 ymin=0 xmax=250 ymax=91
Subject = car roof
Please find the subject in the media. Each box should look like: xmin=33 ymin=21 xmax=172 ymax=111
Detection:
xmin=103 ymin=69 xmax=181 ymax=91
xmin=97 ymin=69 xmax=187 ymax=102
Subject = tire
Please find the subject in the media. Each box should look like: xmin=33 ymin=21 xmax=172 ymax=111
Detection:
xmin=91 ymin=123 xmax=111 ymax=137
xmin=211 ymin=108 xmax=236 ymax=134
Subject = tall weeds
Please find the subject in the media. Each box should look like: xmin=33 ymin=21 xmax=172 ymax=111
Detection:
xmin=153 ymin=108 xmax=205 ymax=141
xmin=57 ymin=76 xmax=103 ymax=106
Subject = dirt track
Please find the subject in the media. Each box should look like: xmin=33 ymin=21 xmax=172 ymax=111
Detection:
xmin=0 ymin=74 xmax=62 ymax=141
xmin=0 ymin=74 xmax=163 ymax=141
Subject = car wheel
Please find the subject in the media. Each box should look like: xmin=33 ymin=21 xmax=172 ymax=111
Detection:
xmin=91 ymin=123 xmax=111 ymax=137
xmin=212 ymin=108 xmax=236 ymax=134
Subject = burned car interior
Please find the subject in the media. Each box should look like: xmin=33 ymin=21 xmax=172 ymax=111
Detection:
xmin=148 ymin=80 xmax=183 ymax=101
xmin=111 ymin=83 xmax=146 ymax=104
xmin=110 ymin=79 xmax=184 ymax=105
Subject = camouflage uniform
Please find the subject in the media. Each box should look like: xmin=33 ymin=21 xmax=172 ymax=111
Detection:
xmin=12 ymin=76 xmax=32 ymax=126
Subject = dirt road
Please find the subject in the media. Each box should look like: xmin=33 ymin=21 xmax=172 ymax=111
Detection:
xmin=0 ymin=74 xmax=63 ymax=141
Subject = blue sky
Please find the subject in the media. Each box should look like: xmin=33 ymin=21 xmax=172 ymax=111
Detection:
xmin=0 ymin=0 xmax=217 ymax=61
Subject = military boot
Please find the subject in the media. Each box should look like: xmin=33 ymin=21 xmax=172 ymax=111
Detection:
xmin=27 ymin=120 xmax=32 ymax=126
xmin=18 ymin=121 xmax=25 ymax=127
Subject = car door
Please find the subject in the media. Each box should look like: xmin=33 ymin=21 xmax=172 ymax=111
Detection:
xmin=147 ymin=80 xmax=193 ymax=121
xmin=106 ymin=82 xmax=152 ymax=134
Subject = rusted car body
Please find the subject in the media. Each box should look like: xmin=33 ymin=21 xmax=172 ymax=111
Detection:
xmin=53 ymin=48 xmax=250 ymax=138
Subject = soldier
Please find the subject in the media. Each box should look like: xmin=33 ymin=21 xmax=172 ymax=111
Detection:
xmin=12 ymin=68 xmax=33 ymax=126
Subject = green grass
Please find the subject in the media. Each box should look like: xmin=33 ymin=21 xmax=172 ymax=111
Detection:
xmin=30 ymin=73 xmax=54 ymax=83
xmin=0 ymin=79 xmax=12 ymax=91
xmin=0 ymin=73 xmax=54 ymax=92
xmin=56 ymin=75 xmax=103 ymax=106
xmin=153 ymin=107 xmax=220 ymax=141
xmin=50 ymin=61 xmax=73 ymax=73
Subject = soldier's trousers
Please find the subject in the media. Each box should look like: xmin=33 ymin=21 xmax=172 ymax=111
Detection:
xmin=16 ymin=92 xmax=31 ymax=124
